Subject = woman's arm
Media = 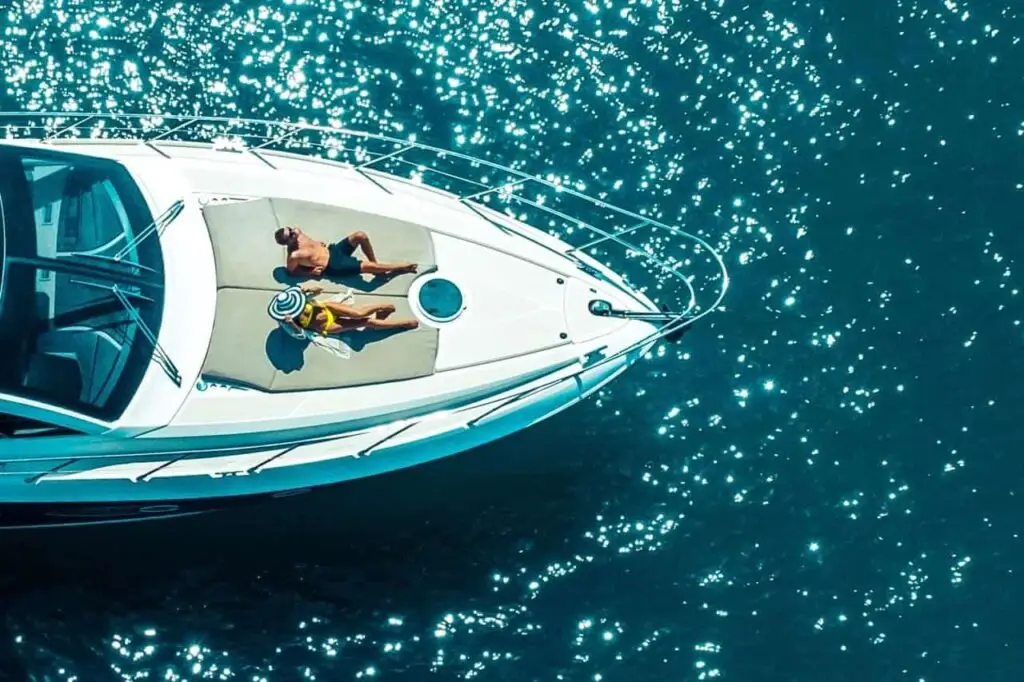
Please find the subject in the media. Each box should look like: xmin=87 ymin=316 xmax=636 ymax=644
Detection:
xmin=282 ymin=315 xmax=304 ymax=335
xmin=301 ymin=284 xmax=324 ymax=297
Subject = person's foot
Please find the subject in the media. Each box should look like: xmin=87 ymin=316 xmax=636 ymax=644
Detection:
xmin=375 ymin=263 xmax=417 ymax=279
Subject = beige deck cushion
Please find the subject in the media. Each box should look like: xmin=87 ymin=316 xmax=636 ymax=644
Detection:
xmin=202 ymin=197 xmax=436 ymax=297
xmin=201 ymin=288 xmax=439 ymax=391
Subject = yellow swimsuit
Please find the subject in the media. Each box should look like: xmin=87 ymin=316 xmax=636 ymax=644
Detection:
xmin=296 ymin=302 xmax=335 ymax=336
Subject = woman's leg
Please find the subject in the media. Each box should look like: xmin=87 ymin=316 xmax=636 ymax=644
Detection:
xmin=323 ymin=301 xmax=394 ymax=318
xmin=326 ymin=316 xmax=418 ymax=333
xmin=339 ymin=232 xmax=418 ymax=276
xmin=364 ymin=317 xmax=419 ymax=330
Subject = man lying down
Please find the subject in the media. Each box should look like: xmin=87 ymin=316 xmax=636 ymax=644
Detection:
xmin=274 ymin=225 xmax=420 ymax=279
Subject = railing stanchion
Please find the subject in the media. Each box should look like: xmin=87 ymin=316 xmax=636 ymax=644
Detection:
xmin=460 ymin=178 xmax=530 ymax=201
xmin=569 ymin=221 xmax=650 ymax=254
xmin=248 ymin=149 xmax=278 ymax=169
xmin=351 ymin=167 xmax=394 ymax=194
xmin=45 ymin=115 xmax=95 ymax=141
xmin=467 ymin=380 xmax=564 ymax=428
xmin=247 ymin=443 xmax=303 ymax=474
xmin=136 ymin=453 xmax=192 ymax=482
xmin=26 ymin=458 xmax=79 ymax=484
xmin=458 ymin=199 xmax=515 ymax=235
xmin=253 ymin=124 xmax=304 ymax=150
xmin=355 ymin=143 xmax=416 ymax=169
xmin=147 ymin=116 xmax=198 ymax=141
xmin=143 ymin=141 xmax=172 ymax=158
xmin=358 ymin=421 xmax=418 ymax=456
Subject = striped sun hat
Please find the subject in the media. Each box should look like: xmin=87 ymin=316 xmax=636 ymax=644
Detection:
xmin=268 ymin=286 xmax=306 ymax=321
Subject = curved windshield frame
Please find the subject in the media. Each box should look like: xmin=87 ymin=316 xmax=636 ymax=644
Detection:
xmin=0 ymin=144 xmax=164 ymax=422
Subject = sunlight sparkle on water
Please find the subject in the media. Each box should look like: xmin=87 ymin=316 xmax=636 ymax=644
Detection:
xmin=0 ymin=0 xmax=1007 ymax=679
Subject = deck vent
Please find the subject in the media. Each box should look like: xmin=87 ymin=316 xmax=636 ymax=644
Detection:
xmin=418 ymin=277 xmax=464 ymax=322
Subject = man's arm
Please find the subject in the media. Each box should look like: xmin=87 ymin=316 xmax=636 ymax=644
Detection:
xmin=285 ymin=247 xmax=311 ymax=275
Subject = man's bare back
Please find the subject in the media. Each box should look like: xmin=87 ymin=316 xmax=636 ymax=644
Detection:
xmin=285 ymin=229 xmax=331 ymax=276
xmin=274 ymin=226 xmax=418 ymax=279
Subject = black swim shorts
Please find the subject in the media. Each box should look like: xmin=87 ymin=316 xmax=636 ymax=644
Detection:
xmin=324 ymin=239 xmax=361 ymax=276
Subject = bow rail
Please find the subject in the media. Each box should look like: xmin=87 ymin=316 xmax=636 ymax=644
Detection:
xmin=0 ymin=111 xmax=729 ymax=480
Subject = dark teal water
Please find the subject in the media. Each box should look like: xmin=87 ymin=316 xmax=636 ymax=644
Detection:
xmin=2 ymin=0 xmax=1023 ymax=680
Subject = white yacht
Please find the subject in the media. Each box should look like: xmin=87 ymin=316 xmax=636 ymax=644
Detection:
xmin=0 ymin=112 xmax=728 ymax=527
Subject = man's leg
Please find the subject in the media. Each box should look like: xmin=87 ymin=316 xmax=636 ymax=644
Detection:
xmin=344 ymin=231 xmax=418 ymax=276
xmin=359 ymin=260 xmax=417 ymax=276
xmin=345 ymin=231 xmax=377 ymax=262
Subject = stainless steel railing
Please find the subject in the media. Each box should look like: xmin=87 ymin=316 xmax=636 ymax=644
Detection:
xmin=0 ymin=111 xmax=730 ymax=480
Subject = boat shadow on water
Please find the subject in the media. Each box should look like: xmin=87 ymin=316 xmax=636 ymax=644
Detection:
xmin=0 ymin=399 xmax=659 ymax=681
xmin=0 ymin=402 xmax=628 ymax=601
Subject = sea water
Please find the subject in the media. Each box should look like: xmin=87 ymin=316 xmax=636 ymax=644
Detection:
xmin=0 ymin=0 xmax=1021 ymax=680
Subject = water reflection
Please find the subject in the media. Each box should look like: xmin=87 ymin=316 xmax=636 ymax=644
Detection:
xmin=1 ymin=0 xmax=1013 ymax=679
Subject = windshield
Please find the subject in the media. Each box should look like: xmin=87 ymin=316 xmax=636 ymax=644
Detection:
xmin=0 ymin=144 xmax=165 ymax=422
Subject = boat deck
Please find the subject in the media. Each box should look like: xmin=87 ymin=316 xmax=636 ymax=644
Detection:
xmin=199 ymin=197 xmax=440 ymax=391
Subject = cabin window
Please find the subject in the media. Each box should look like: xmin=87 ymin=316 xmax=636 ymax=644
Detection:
xmin=0 ymin=144 xmax=166 ymax=422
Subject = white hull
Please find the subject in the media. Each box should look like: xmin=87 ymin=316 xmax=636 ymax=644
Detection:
xmin=2 ymin=354 xmax=631 ymax=506
xmin=0 ymin=113 xmax=727 ymax=527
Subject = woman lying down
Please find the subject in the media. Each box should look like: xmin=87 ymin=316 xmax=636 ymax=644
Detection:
xmin=268 ymin=284 xmax=419 ymax=339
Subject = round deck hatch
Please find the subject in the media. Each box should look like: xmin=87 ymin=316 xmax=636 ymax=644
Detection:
xmin=418 ymin=278 xmax=464 ymax=322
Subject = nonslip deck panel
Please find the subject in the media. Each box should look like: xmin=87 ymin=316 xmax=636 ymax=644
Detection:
xmin=201 ymin=288 xmax=439 ymax=391
xmin=201 ymin=197 xmax=436 ymax=296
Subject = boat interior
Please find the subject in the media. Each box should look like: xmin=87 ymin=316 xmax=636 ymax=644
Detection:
xmin=0 ymin=144 xmax=164 ymax=422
